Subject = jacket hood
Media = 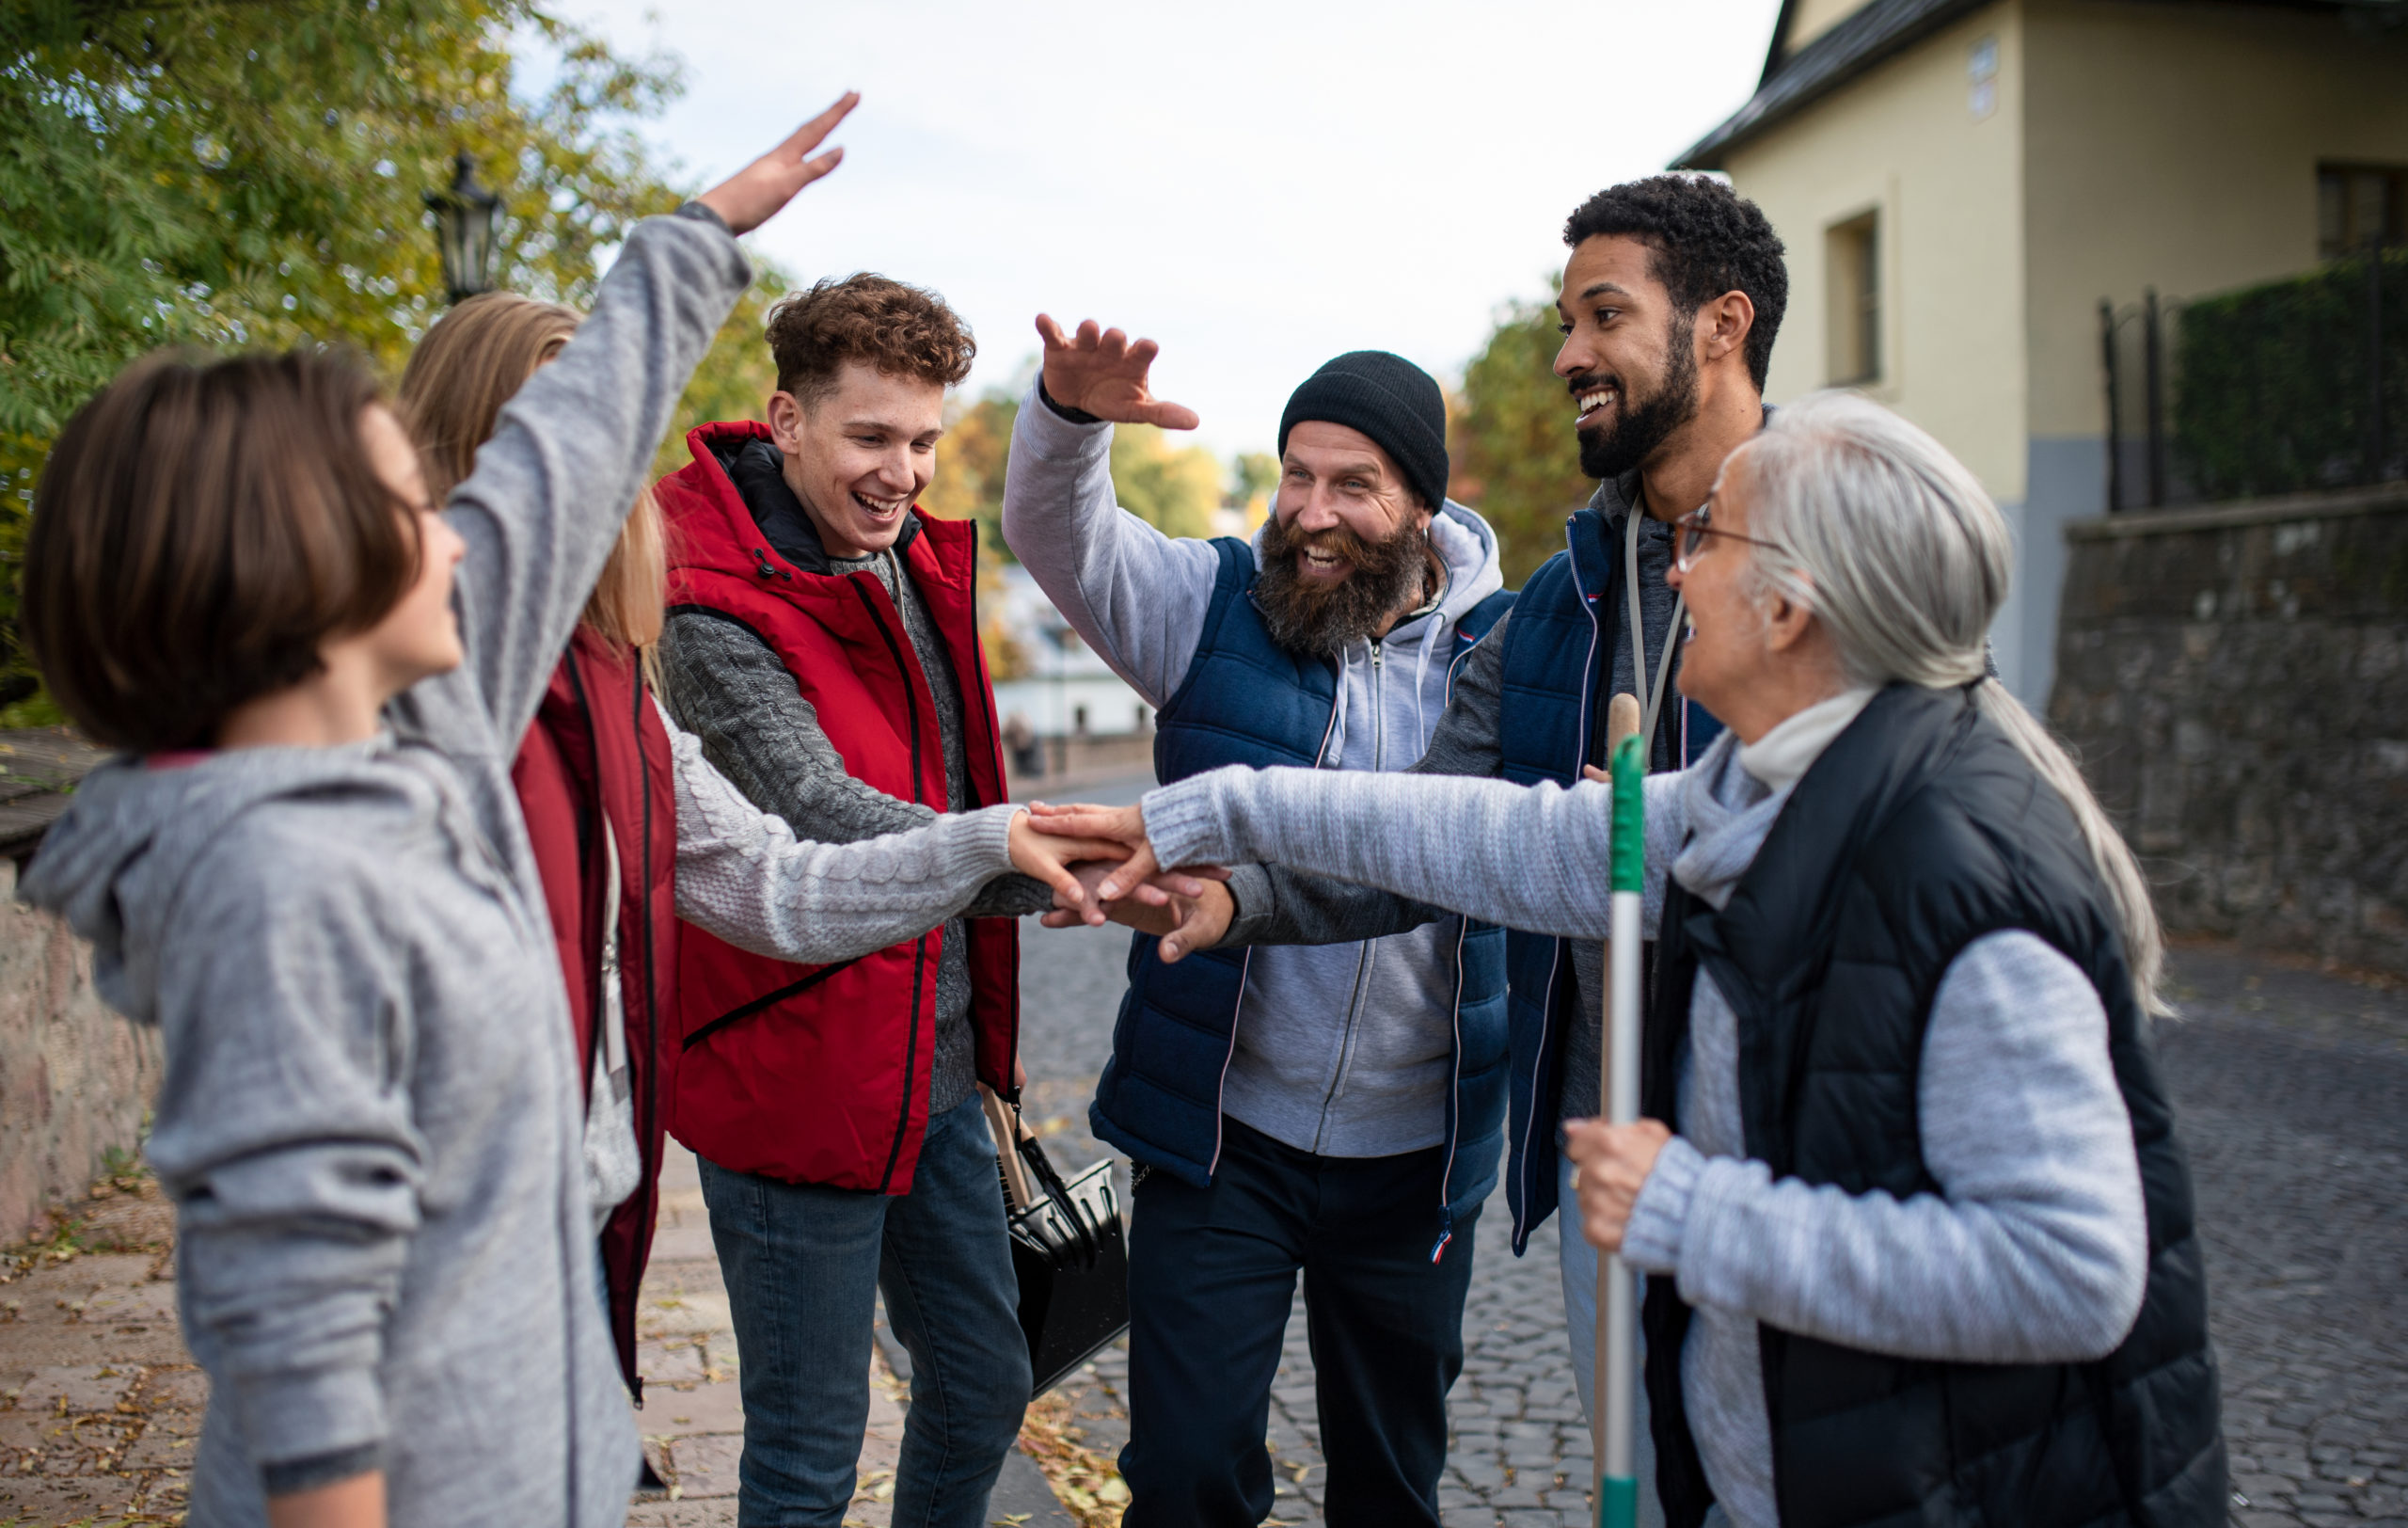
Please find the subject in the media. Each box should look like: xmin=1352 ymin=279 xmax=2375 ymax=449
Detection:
xmin=679 ymin=423 xmax=922 ymax=578
xmin=18 ymin=737 xmax=427 ymax=1026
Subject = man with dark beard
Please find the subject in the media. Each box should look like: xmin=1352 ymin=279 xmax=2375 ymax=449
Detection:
xmin=1001 ymin=331 xmax=1513 ymax=1528
xmin=1061 ymin=176 xmax=1789 ymax=1527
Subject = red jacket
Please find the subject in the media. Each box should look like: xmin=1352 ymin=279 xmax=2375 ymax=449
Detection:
xmin=655 ymin=421 xmax=1019 ymax=1193
xmin=510 ymin=625 xmax=679 ymax=1398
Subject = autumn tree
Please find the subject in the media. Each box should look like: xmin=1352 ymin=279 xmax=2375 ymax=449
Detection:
xmin=0 ymin=0 xmax=755 ymax=712
xmin=1449 ymin=291 xmax=1592 ymax=586
xmin=1109 ymin=424 xmax=1220 ymax=541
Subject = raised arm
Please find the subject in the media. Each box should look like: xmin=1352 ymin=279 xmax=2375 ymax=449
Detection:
xmin=999 ymin=317 xmax=1223 ymax=706
xmin=440 ymin=98 xmax=854 ymax=745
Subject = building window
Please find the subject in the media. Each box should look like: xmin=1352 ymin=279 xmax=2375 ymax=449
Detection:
xmin=1967 ymin=35 xmax=1998 ymax=119
xmin=1827 ymin=211 xmax=1880 ymax=385
xmin=2320 ymin=164 xmax=2406 ymax=259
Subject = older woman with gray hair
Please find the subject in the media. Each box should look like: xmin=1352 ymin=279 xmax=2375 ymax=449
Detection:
xmin=1035 ymin=391 xmax=2226 ymax=1528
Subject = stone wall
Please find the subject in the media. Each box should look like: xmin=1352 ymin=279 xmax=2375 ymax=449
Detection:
xmin=2051 ymin=482 xmax=2408 ymax=972
xmin=0 ymin=858 xmax=162 ymax=1245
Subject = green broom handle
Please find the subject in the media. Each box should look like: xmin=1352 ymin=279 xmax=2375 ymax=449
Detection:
xmin=1598 ymin=730 xmax=1646 ymax=1528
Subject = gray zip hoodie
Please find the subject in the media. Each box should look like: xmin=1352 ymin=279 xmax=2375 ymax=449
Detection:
xmin=19 ymin=209 xmax=751 ymax=1527
xmin=1001 ymin=387 xmax=1506 ymax=1158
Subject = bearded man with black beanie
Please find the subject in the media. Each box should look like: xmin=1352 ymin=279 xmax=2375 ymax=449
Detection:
xmin=1002 ymin=328 xmax=1514 ymax=1527
xmin=1054 ymin=176 xmax=1792 ymax=1528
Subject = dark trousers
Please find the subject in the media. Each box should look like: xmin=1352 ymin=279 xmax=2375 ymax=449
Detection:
xmin=1121 ymin=1117 xmax=1478 ymax=1528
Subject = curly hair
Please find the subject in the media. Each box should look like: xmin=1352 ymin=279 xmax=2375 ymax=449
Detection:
xmin=764 ymin=273 xmax=975 ymax=406
xmin=1563 ymin=175 xmax=1788 ymax=390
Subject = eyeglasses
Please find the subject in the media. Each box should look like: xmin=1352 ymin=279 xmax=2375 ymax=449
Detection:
xmin=1673 ymin=500 xmax=1780 ymax=573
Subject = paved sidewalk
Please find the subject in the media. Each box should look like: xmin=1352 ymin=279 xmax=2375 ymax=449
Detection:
xmin=0 ymin=1142 xmax=912 ymax=1526
xmin=625 ymin=1143 xmax=907 ymax=1527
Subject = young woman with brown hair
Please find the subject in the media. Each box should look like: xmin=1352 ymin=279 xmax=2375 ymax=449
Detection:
xmin=394 ymin=291 xmax=1114 ymax=1420
xmin=13 ymin=97 xmax=1102 ymax=1528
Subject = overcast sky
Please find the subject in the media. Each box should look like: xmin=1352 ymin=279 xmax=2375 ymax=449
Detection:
xmin=530 ymin=1 xmax=1783 ymax=459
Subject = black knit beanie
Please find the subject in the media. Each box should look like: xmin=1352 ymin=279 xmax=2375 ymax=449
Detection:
xmin=1277 ymin=351 xmax=1450 ymax=514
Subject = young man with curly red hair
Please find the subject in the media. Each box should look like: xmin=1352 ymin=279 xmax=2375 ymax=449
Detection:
xmin=653 ymin=276 xmax=1052 ymax=1528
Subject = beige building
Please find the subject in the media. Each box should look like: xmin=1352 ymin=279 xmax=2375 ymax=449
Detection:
xmin=1677 ymin=0 xmax=2408 ymax=703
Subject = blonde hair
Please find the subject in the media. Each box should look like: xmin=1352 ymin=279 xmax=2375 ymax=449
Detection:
xmin=398 ymin=292 xmax=666 ymax=660
xmin=1735 ymin=390 xmax=2169 ymax=1017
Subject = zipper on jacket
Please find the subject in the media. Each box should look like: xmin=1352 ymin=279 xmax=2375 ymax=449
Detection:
xmin=847 ymin=576 xmax=935 ymax=1193
xmin=1205 ymin=675 xmax=1341 ymax=1181
xmin=1315 ymin=639 xmax=1386 ymax=1148
xmin=1511 ymin=516 xmax=1603 ymax=1254
xmin=628 ymin=670 xmax=659 ymax=1404
xmin=964 ymin=521 xmax=1022 ymax=1107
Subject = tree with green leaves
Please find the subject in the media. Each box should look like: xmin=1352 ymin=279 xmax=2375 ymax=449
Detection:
xmin=1449 ymin=290 xmax=1592 ymax=586
xmin=1109 ymin=423 xmax=1220 ymax=542
xmin=0 ymin=0 xmax=767 ymax=714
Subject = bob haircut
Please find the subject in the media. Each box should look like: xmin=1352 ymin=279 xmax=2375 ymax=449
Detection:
xmin=400 ymin=292 xmax=665 ymax=655
xmin=24 ymin=349 xmax=419 ymax=752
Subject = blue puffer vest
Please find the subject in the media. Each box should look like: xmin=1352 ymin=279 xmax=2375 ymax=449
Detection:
xmin=1494 ymin=503 xmax=1723 ymax=1251
xmin=1089 ymin=537 xmax=1514 ymax=1258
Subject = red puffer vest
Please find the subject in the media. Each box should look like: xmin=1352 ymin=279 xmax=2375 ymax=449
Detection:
xmin=654 ymin=420 xmax=1019 ymax=1194
xmin=510 ymin=625 xmax=679 ymax=1399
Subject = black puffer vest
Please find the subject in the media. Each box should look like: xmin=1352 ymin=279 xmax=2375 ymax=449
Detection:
xmin=1642 ymin=683 xmax=2226 ymax=1528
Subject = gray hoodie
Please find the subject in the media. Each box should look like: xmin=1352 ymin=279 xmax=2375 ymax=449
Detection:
xmin=1001 ymin=387 xmax=1507 ymax=1158
xmin=20 ymin=209 xmax=751 ymax=1527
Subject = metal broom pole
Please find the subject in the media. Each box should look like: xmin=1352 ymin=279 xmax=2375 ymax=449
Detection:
xmin=1594 ymin=696 xmax=1644 ymax=1528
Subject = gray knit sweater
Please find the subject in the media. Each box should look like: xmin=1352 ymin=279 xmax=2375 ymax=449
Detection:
xmin=1138 ymin=724 xmax=2150 ymax=1525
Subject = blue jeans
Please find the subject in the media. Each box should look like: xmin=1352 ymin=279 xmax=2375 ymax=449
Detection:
xmin=698 ymin=1094 xmax=1031 ymax=1528
xmin=1121 ymin=1118 xmax=1478 ymax=1528
xmin=1559 ymin=1152 xmax=1665 ymax=1527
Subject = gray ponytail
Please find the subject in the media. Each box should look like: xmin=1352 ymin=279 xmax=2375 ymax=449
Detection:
xmin=1736 ymin=391 xmax=2168 ymax=1017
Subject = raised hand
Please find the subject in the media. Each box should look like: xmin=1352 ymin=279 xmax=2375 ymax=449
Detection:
xmin=694 ymin=92 xmax=859 ymax=236
xmin=1006 ymin=811 xmax=1133 ymax=916
xmin=1034 ymin=315 xmax=1203 ymax=430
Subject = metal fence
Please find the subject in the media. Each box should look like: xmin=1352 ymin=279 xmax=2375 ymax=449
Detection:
xmin=2100 ymin=245 xmax=2406 ymax=511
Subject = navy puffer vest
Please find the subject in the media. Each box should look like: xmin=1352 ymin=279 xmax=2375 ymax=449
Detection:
xmin=1494 ymin=503 xmax=1717 ymax=1249
xmin=1642 ymin=683 xmax=2226 ymax=1528
xmin=1089 ymin=537 xmax=1513 ymax=1243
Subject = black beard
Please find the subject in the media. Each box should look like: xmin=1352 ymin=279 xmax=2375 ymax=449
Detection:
xmin=1254 ymin=514 xmax=1434 ymax=658
xmin=1575 ymin=311 xmax=1700 ymax=480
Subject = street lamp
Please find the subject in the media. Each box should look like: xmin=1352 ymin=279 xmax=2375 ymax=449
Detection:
xmin=424 ymin=150 xmax=502 ymax=305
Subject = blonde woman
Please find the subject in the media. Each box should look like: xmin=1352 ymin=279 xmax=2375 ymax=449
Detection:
xmin=398 ymin=291 xmax=1119 ymax=1409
